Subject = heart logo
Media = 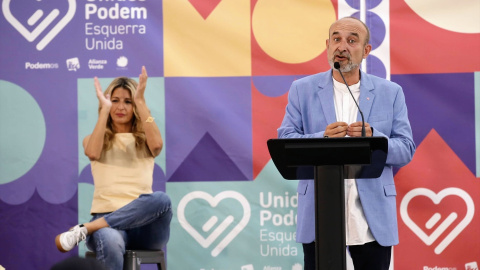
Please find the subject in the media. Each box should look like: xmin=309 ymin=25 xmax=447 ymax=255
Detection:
xmin=400 ymin=187 xmax=474 ymax=254
xmin=2 ymin=0 xmax=76 ymax=51
xmin=177 ymin=190 xmax=251 ymax=257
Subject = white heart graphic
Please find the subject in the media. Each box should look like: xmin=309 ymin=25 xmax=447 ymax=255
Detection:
xmin=2 ymin=0 xmax=76 ymax=51
xmin=400 ymin=187 xmax=474 ymax=254
xmin=177 ymin=190 xmax=251 ymax=257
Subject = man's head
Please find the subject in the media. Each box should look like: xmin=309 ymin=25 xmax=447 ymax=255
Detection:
xmin=326 ymin=17 xmax=372 ymax=74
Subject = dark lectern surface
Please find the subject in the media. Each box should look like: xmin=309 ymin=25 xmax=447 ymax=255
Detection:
xmin=267 ymin=136 xmax=388 ymax=180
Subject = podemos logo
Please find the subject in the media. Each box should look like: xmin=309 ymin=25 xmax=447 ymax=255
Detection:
xmin=177 ymin=191 xmax=251 ymax=257
xmin=400 ymin=187 xmax=474 ymax=254
xmin=2 ymin=0 xmax=76 ymax=50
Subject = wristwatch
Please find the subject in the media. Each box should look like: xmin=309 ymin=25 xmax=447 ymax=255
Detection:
xmin=146 ymin=116 xmax=155 ymax=123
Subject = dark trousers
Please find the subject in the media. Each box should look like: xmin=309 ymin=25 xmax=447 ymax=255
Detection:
xmin=303 ymin=241 xmax=392 ymax=270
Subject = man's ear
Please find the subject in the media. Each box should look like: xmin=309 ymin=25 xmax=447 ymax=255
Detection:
xmin=363 ymin=44 xmax=372 ymax=59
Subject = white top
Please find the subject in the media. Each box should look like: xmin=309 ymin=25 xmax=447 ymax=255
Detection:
xmin=332 ymin=78 xmax=375 ymax=246
xmin=90 ymin=133 xmax=154 ymax=214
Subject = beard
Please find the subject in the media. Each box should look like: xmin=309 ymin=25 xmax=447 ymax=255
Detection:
xmin=328 ymin=54 xmax=362 ymax=73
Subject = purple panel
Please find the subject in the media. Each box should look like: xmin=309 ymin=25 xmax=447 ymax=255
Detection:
xmin=169 ymin=132 xmax=248 ymax=181
xmin=0 ymin=1 xmax=164 ymax=78
xmin=0 ymin=1 xmax=165 ymax=268
xmin=252 ymin=75 xmax=298 ymax=97
xmin=392 ymin=73 xmax=475 ymax=173
xmin=152 ymin=164 xmax=167 ymax=192
xmin=165 ymin=77 xmax=252 ymax=181
xmin=366 ymin=55 xmax=387 ymax=79
xmin=79 ymin=164 xmax=94 ymax=185
xmin=0 ymin=190 xmax=77 ymax=269
xmin=346 ymin=0 xmax=383 ymax=9
xmin=0 ymin=71 xmax=79 ymax=205
xmin=0 ymin=1 xmax=164 ymax=204
xmin=352 ymin=11 xmax=386 ymax=50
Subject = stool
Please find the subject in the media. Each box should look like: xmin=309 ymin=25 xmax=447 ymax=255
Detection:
xmin=85 ymin=250 xmax=166 ymax=270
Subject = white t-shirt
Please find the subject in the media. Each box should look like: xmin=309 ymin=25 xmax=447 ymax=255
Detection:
xmin=332 ymin=77 xmax=375 ymax=246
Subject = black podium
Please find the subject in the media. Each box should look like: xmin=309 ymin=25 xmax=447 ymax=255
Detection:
xmin=267 ymin=137 xmax=388 ymax=270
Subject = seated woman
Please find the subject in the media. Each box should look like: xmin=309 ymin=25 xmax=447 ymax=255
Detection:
xmin=55 ymin=66 xmax=172 ymax=270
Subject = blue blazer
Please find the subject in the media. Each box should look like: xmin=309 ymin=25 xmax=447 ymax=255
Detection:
xmin=278 ymin=70 xmax=415 ymax=246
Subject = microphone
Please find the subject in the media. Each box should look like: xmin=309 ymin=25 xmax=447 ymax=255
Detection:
xmin=334 ymin=62 xmax=366 ymax=137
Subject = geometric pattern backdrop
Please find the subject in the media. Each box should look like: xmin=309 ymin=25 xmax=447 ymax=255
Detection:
xmin=0 ymin=0 xmax=479 ymax=269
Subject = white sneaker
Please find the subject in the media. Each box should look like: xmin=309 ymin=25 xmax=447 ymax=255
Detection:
xmin=55 ymin=224 xmax=88 ymax=252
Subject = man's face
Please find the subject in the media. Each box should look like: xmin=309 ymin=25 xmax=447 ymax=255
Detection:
xmin=326 ymin=18 xmax=371 ymax=73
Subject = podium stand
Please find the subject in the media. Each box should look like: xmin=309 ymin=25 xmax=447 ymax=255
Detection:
xmin=267 ymin=137 xmax=388 ymax=270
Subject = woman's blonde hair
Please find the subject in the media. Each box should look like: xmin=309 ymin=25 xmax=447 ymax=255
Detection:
xmin=100 ymin=77 xmax=148 ymax=153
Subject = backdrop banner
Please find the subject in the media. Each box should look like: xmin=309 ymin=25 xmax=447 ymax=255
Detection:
xmin=0 ymin=0 xmax=479 ymax=270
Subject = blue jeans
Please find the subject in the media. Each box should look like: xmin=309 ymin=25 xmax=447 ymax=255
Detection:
xmin=86 ymin=192 xmax=172 ymax=270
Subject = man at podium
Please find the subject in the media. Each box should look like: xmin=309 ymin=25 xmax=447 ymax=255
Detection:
xmin=277 ymin=17 xmax=415 ymax=270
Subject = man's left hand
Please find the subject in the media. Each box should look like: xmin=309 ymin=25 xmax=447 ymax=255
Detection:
xmin=347 ymin=121 xmax=372 ymax=137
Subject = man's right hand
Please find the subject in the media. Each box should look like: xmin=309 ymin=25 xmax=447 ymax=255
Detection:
xmin=324 ymin=122 xmax=348 ymax=137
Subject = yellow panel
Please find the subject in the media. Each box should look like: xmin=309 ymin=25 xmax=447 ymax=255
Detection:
xmin=405 ymin=0 xmax=480 ymax=34
xmin=164 ymin=0 xmax=251 ymax=77
xmin=252 ymin=0 xmax=335 ymax=64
